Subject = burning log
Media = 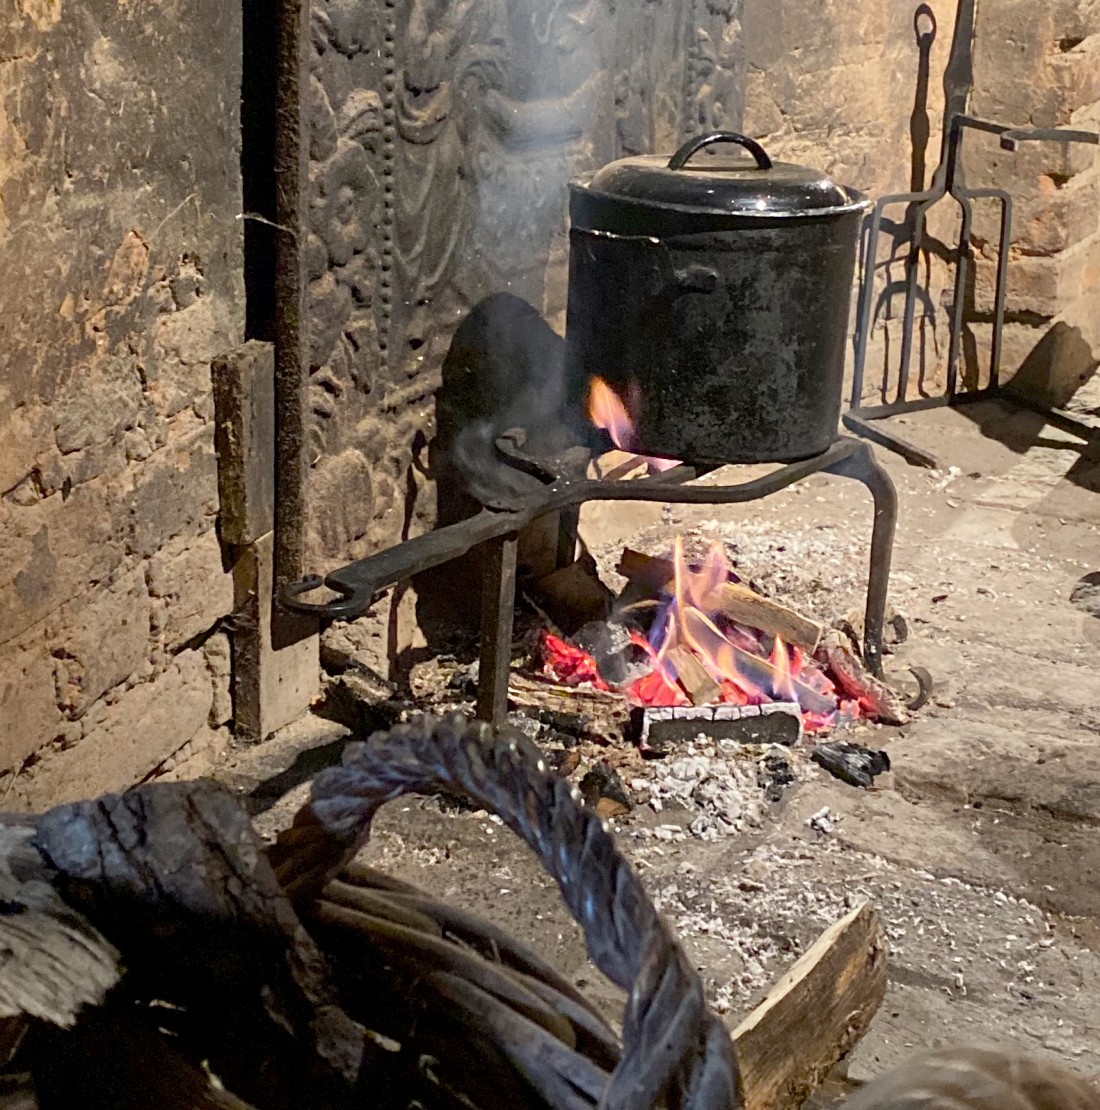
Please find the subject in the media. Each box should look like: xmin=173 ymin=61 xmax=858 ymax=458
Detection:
xmin=816 ymin=630 xmax=909 ymax=725
xmin=664 ymin=644 xmax=721 ymax=706
xmin=636 ymin=702 xmax=803 ymax=749
xmin=617 ymin=549 xmax=824 ymax=654
xmin=507 ymin=672 xmax=631 ymax=744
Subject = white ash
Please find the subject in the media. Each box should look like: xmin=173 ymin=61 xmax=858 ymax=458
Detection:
xmin=808 ymin=805 xmax=836 ymax=834
xmin=630 ymin=739 xmax=807 ymax=841
xmin=630 ymin=835 xmax=1071 ymax=1020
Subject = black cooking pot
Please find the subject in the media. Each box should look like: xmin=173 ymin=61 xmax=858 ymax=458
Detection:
xmin=565 ymin=132 xmax=870 ymax=464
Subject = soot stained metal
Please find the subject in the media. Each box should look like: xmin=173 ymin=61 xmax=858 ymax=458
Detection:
xmin=566 ymin=132 xmax=870 ymax=465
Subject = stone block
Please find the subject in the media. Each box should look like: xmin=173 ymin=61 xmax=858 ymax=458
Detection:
xmin=148 ymin=725 xmax=231 ymax=782
xmin=146 ymin=528 xmax=233 ymax=650
xmin=203 ymin=631 xmax=233 ymax=728
xmin=212 ymin=340 xmax=275 ymax=546
xmin=0 ymin=399 xmax=52 ymax=497
xmin=49 ymin=567 xmax=150 ymax=717
xmin=0 ymin=627 xmax=65 ymax=769
xmin=149 ymin=293 xmax=240 ymax=418
xmin=0 ymin=478 xmax=127 ymax=646
xmin=54 ymin=353 xmax=144 ymax=455
xmin=1014 ymin=174 xmax=1100 ymax=257
xmin=231 ymin=532 xmax=319 ymax=741
xmin=969 ymin=319 xmax=1098 ymax=407
xmin=128 ymin=425 xmax=220 ymax=558
xmin=9 ymin=648 xmax=214 ymax=810
xmin=973 ymin=252 xmax=1063 ymax=318
xmin=1049 ymin=40 xmax=1100 ymax=119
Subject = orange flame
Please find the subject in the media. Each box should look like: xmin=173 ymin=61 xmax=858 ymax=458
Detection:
xmin=769 ymin=635 xmax=797 ymax=703
xmin=621 ymin=536 xmax=855 ymax=729
xmin=588 ymin=377 xmax=636 ymax=453
xmin=587 ymin=377 xmax=679 ymax=473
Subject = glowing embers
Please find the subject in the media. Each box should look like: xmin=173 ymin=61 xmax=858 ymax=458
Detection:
xmin=540 ymin=536 xmax=864 ymax=735
xmin=586 ymin=377 xmax=679 ymax=473
xmin=541 ymin=632 xmax=609 ymax=691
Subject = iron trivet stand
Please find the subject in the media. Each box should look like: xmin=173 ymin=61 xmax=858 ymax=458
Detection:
xmin=283 ymin=436 xmax=898 ymax=726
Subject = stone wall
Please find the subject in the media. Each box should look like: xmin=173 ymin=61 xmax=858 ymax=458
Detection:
xmin=742 ymin=0 xmax=1100 ymax=405
xmin=970 ymin=0 xmax=1100 ymax=403
xmin=0 ymin=0 xmax=243 ymax=805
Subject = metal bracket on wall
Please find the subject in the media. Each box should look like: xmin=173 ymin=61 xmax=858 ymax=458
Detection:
xmin=845 ymin=0 xmax=1100 ymax=470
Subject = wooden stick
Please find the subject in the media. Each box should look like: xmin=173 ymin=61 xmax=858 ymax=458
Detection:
xmin=617 ymin=550 xmax=824 ymax=654
xmin=311 ymin=900 xmax=578 ymax=1049
xmin=731 ymin=901 xmax=887 ymax=1110
xmin=337 ymin=862 xmax=616 ymax=1035
xmin=665 ymin=644 xmax=721 ymax=706
xmin=817 ymin=630 xmax=909 ymax=725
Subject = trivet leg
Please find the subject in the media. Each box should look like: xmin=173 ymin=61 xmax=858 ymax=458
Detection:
xmin=476 ymin=534 xmax=519 ymax=726
xmin=828 ymin=443 xmax=898 ymax=678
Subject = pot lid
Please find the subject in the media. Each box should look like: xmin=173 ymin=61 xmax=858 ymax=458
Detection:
xmin=586 ymin=132 xmax=862 ymax=217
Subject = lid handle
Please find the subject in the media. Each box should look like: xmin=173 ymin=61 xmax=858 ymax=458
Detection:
xmin=668 ymin=132 xmax=773 ymax=172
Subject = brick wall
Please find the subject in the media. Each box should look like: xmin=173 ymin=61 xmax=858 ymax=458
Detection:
xmin=742 ymin=0 xmax=1100 ymax=405
xmin=0 ymin=0 xmax=243 ymax=806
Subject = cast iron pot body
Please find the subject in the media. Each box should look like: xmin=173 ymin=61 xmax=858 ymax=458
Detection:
xmin=565 ymin=133 xmax=870 ymax=465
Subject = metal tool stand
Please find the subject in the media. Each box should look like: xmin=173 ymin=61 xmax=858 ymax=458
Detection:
xmin=845 ymin=0 xmax=1100 ymax=468
xmin=283 ymin=437 xmax=898 ymax=727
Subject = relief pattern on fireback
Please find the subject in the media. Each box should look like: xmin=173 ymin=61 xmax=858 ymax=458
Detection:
xmin=304 ymin=0 xmax=745 ymax=564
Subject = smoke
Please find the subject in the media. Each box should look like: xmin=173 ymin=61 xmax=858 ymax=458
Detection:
xmin=434 ymin=2 xmax=612 ymax=506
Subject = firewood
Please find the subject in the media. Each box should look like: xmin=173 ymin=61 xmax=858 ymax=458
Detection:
xmin=311 ymin=899 xmax=578 ymax=1048
xmin=507 ymin=672 xmax=632 ymax=743
xmin=664 ymin=644 xmax=721 ymax=706
xmin=637 ymin=702 xmax=803 ymax=748
xmin=333 ymin=866 xmax=622 ymax=1071
xmin=427 ymin=970 xmax=610 ymax=1108
xmin=25 ymin=1004 xmax=259 ymax=1110
xmin=0 ymin=825 xmax=120 ymax=1030
xmin=531 ymin=555 xmax=613 ymax=632
xmin=731 ymin=901 xmax=887 ymax=1110
xmin=617 ymin=549 xmax=824 ymax=654
xmin=32 ymin=782 xmax=365 ymax=1107
xmin=816 ymin=629 xmax=909 ymax=725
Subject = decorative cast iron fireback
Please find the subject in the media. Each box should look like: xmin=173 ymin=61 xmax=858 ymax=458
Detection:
xmin=301 ymin=0 xmax=748 ymax=565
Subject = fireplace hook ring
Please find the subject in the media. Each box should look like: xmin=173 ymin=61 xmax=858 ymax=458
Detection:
xmin=281 ymin=575 xmax=369 ymax=621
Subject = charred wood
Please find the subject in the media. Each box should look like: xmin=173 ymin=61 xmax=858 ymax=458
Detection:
xmin=816 ymin=630 xmax=910 ymax=725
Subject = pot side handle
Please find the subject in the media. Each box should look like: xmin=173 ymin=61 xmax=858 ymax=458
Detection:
xmin=668 ymin=131 xmax=773 ymax=172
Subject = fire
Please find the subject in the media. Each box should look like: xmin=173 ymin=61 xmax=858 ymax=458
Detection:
xmin=537 ymin=534 xmax=863 ymax=732
xmin=541 ymin=632 xmax=609 ymax=690
xmin=587 ymin=377 xmax=679 ymax=473
xmin=588 ymin=377 xmax=635 ymax=453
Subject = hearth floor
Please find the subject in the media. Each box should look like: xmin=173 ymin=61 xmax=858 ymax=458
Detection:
xmin=215 ymin=396 xmax=1100 ymax=1098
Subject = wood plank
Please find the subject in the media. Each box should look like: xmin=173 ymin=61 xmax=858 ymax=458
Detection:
xmin=664 ymin=644 xmax=721 ymax=706
xmin=618 ymin=550 xmax=824 ymax=654
xmin=732 ymin=901 xmax=887 ymax=1110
